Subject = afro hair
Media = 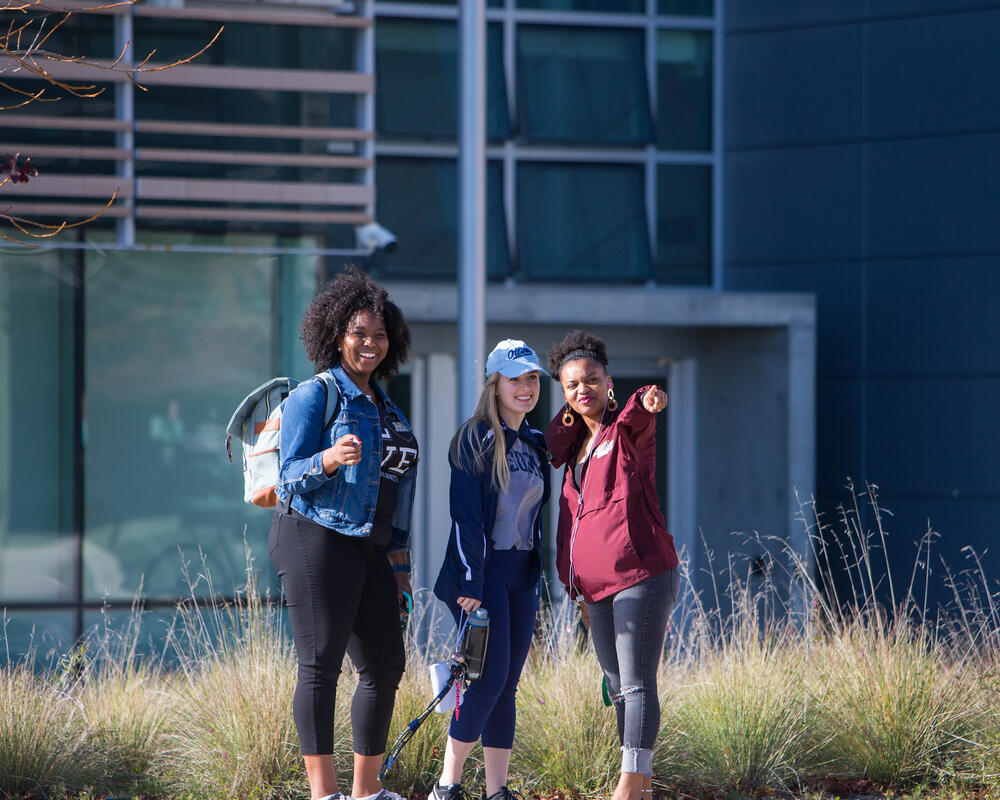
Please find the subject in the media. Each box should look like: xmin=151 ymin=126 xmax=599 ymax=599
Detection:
xmin=300 ymin=266 xmax=411 ymax=379
xmin=546 ymin=330 xmax=609 ymax=379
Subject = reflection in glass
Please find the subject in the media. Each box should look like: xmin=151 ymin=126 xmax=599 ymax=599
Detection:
xmin=376 ymin=20 xmax=509 ymax=141
xmin=81 ymin=250 xmax=315 ymax=601
xmin=656 ymin=30 xmax=713 ymax=152
xmin=518 ymin=26 xmax=652 ymax=146
xmin=656 ymin=164 xmax=712 ymax=285
xmin=0 ymin=610 xmax=75 ymax=664
xmin=518 ymin=0 xmax=643 ymax=10
xmin=376 ymin=158 xmax=510 ymax=280
xmin=517 ymin=162 xmax=650 ymax=281
xmin=0 ymin=256 xmax=77 ymax=603
xmin=658 ymin=0 xmax=714 ymax=15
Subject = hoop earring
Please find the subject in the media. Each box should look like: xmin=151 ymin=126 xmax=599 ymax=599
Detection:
xmin=607 ymin=388 xmax=617 ymax=411
xmin=562 ymin=404 xmax=575 ymax=427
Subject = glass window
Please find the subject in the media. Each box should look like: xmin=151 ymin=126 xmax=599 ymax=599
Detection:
xmin=0 ymin=610 xmax=75 ymax=664
xmin=376 ymin=20 xmax=510 ymax=141
xmin=658 ymin=0 xmax=714 ymax=15
xmin=517 ymin=162 xmax=650 ymax=281
xmin=134 ymin=19 xmax=356 ymax=71
xmin=656 ymin=30 xmax=713 ymax=151
xmin=80 ymin=250 xmax=317 ymax=602
xmin=518 ymin=0 xmax=643 ymax=10
xmin=135 ymin=86 xmax=357 ymax=132
xmin=517 ymin=26 xmax=652 ymax=146
xmin=655 ymin=164 xmax=711 ymax=285
xmin=375 ymin=157 xmax=510 ymax=280
xmin=0 ymin=256 xmax=77 ymax=605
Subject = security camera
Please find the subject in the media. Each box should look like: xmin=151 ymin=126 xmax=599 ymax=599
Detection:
xmin=356 ymin=222 xmax=398 ymax=254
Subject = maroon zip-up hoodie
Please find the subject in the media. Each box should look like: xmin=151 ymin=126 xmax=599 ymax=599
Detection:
xmin=546 ymin=386 xmax=679 ymax=604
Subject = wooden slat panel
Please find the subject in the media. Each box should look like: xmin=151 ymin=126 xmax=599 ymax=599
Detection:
xmin=0 ymin=175 xmax=130 ymax=198
xmin=137 ymin=148 xmax=371 ymax=169
xmin=138 ymin=176 xmax=372 ymax=205
xmin=136 ymin=120 xmax=372 ymax=141
xmin=138 ymin=206 xmax=373 ymax=225
xmin=41 ymin=0 xmax=371 ymax=28
xmin=136 ymin=4 xmax=371 ymax=28
xmin=0 ymin=144 xmax=130 ymax=161
xmin=0 ymin=202 xmax=129 ymax=219
xmin=0 ymin=114 xmax=129 ymax=132
xmin=6 ymin=57 xmax=372 ymax=94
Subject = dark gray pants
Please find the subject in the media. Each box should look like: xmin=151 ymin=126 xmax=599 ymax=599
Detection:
xmin=587 ymin=568 xmax=680 ymax=776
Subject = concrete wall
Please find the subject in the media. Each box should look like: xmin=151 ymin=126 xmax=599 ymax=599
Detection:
xmin=723 ymin=1 xmax=1000 ymax=605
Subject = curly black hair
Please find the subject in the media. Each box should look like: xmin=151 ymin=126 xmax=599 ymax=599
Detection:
xmin=301 ymin=266 xmax=411 ymax=379
xmin=546 ymin=330 xmax=609 ymax=379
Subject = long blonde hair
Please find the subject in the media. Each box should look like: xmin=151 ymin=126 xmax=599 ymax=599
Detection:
xmin=449 ymin=372 xmax=512 ymax=493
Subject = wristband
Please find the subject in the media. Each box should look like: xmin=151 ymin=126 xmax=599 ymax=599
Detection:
xmin=392 ymin=563 xmax=411 ymax=573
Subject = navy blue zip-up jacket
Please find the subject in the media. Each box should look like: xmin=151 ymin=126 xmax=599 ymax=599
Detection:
xmin=433 ymin=418 xmax=550 ymax=606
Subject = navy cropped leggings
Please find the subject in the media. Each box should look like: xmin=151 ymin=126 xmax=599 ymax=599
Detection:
xmin=448 ymin=549 xmax=539 ymax=749
xmin=269 ymin=508 xmax=405 ymax=756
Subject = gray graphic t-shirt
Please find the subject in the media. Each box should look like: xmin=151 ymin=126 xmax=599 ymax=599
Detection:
xmin=491 ymin=436 xmax=545 ymax=551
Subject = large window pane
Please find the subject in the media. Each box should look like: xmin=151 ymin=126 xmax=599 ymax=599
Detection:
xmin=376 ymin=20 xmax=510 ymax=141
xmin=518 ymin=26 xmax=652 ymax=145
xmin=656 ymin=164 xmax=711 ymax=285
xmin=658 ymin=0 xmax=714 ymax=15
xmin=81 ymin=251 xmax=315 ymax=601
xmin=517 ymin=162 xmax=650 ymax=281
xmin=656 ymin=30 xmax=713 ymax=151
xmin=518 ymin=0 xmax=643 ymax=11
xmin=0 ymin=610 xmax=75 ymax=664
xmin=375 ymin=158 xmax=510 ymax=280
xmin=0 ymin=257 xmax=77 ymax=604
xmin=134 ymin=19 xmax=356 ymax=71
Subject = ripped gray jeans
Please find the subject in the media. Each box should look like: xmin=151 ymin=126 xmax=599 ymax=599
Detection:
xmin=587 ymin=568 xmax=680 ymax=776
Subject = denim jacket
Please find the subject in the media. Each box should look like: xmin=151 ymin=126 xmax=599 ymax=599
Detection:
xmin=276 ymin=365 xmax=417 ymax=554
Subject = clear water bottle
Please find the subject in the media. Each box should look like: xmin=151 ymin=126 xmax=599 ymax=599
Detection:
xmin=461 ymin=608 xmax=490 ymax=681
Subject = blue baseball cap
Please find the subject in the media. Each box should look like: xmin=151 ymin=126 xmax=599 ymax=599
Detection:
xmin=485 ymin=339 xmax=549 ymax=379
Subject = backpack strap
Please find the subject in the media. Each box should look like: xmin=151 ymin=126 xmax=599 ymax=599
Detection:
xmin=314 ymin=371 xmax=341 ymax=429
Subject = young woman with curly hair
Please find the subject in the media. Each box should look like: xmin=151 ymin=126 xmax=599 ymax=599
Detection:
xmin=545 ymin=330 xmax=679 ymax=800
xmin=271 ymin=266 xmax=417 ymax=800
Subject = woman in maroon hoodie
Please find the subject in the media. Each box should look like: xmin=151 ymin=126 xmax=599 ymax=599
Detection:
xmin=545 ymin=330 xmax=680 ymax=800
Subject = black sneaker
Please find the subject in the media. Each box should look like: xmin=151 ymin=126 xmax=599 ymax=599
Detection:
xmin=485 ymin=786 xmax=525 ymax=800
xmin=432 ymin=782 xmax=469 ymax=800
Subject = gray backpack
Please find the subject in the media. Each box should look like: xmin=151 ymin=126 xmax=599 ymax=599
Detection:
xmin=226 ymin=372 xmax=340 ymax=508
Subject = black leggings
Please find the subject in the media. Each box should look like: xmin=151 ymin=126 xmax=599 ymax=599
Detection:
xmin=269 ymin=508 xmax=405 ymax=755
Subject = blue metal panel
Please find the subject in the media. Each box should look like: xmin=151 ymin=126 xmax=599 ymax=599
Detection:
xmin=867 ymin=377 xmax=1000 ymax=498
xmin=868 ymin=0 xmax=999 ymax=15
xmin=726 ymin=145 xmax=862 ymax=263
xmin=725 ymin=262 xmax=862 ymax=377
xmin=817 ymin=377 xmax=863 ymax=499
xmin=726 ymin=25 xmax=863 ymax=149
xmin=726 ymin=0 xmax=863 ymax=30
xmin=867 ymin=10 xmax=1000 ymax=138
xmin=867 ymin=257 xmax=1000 ymax=377
xmin=867 ymin=132 xmax=1000 ymax=257
xmin=866 ymin=495 xmax=1000 ymax=612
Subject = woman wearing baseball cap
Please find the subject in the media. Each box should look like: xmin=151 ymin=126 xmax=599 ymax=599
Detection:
xmin=432 ymin=339 xmax=551 ymax=800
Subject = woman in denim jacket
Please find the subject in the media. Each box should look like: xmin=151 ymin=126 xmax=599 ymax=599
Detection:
xmin=271 ymin=267 xmax=418 ymax=800
xmin=431 ymin=339 xmax=550 ymax=800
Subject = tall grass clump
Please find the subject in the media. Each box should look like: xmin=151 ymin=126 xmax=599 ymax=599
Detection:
xmin=74 ymin=602 xmax=174 ymax=796
xmin=162 ymin=550 xmax=309 ymax=800
xmin=511 ymin=602 xmax=620 ymax=797
xmin=0 ymin=651 xmax=88 ymax=794
xmin=792 ymin=482 xmax=995 ymax=789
